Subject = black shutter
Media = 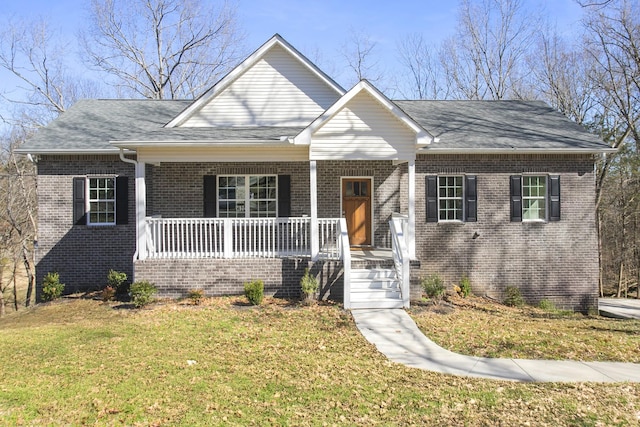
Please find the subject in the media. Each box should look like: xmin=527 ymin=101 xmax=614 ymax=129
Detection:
xmin=73 ymin=177 xmax=86 ymax=225
xmin=510 ymin=175 xmax=522 ymax=222
xmin=548 ymin=175 xmax=561 ymax=221
xmin=115 ymin=176 xmax=129 ymax=225
xmin=465 ymin=175 xmax=477 ymax=222
xmin=278 ymin=175 xmax=291 ymax=217
xmin=426 ymin=175 xmax=438 ymax=223
xmin=203 ymin=175 xmax=217 ymax=218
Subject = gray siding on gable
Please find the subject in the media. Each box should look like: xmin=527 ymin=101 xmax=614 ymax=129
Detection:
xmin=410 ymin=153 xmax=599 ymax=311
xmin=35 ymin=156 xmax=136 ymax=295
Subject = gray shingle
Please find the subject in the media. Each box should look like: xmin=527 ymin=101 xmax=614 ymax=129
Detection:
xmin=394 ymin=100 xmax=611 ymax=151
xmin=20 ymin=98 xmax=611 ymax=153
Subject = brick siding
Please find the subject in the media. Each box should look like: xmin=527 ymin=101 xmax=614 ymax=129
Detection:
xmin=410 ymin=153 xmax=599 ymax=311
xmin=134 ymin=257 xmax=344 ymax=300
xmin=35 ymin=155 xmax=136 ymax=295
xmin=35 ymin=154 xmax=599 ymax=311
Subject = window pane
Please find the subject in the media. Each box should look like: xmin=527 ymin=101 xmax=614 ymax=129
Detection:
xmin=438 ymin=176 xmax=463 ymax=221
xmin=522 ymin=176 xmax=546 ymax=221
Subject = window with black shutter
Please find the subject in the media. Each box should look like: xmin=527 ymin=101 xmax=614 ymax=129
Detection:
xmin=426 ymin=175 xmax=477 ymax=223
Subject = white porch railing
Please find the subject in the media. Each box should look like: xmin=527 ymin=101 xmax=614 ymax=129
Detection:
xmin=144 ymin=217 xmax=341 ymax=260
xmin=338 ymin=218 xmax=352 ymax=309
xmin=390 ymin=216 xmax=410 ymax=308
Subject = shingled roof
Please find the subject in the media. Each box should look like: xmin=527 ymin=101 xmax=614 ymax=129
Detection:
xmin=18 ymin=98 xmax=612 ymax=154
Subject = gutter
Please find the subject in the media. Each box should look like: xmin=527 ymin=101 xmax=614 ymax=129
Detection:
xmin=118 ymin=148 xmax=139 ymax=264
xmin=417 ymin=147 xmax=618 ymax=155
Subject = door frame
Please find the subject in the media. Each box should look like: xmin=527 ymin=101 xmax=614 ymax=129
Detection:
xmin=340 ymin=176 xmax=374 ymax=248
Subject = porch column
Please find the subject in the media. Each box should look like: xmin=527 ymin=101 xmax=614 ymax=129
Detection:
xmin=136 ymin=162 xmax=147 ymax=260
xmin=310 ymin=160 xmax=319 ymax=260
xmin=408 ymin=159 xmax=416 ymax=259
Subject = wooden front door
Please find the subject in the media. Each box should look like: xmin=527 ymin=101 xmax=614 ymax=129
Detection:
xmin=342 ymin=178 xmax=372 ymax=247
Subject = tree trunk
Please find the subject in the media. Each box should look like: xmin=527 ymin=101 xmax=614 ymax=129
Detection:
xmin=12 ymin=262 xmax=19 ymax=312
xmin=22 ymin=246 xmax=34 ymax=307
xmin=617 ymin=262 xmax=624 ymax=298
xmin=0 ymin=263 xmax=5 ymax=317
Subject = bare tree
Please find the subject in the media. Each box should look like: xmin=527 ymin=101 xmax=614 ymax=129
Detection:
xmin=396 ymin=33 xmax=450 ymax=100
xmin=340 ymin=28 xmax=385 ymax=88
xmin=531 ymin=29 xmax=599 ymax=125
xmin=441 ymin=0 xmax=539 ymax=100
xmin=80 ymin=0 xmax=245 ymax=99
xmin=0 ymin=18 xmax=99 ymax=127
xmin=0 ymin=129 xmax=37 ymax=313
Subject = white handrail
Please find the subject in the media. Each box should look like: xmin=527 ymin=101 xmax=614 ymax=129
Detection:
xmin=338 ymin=218 xmax=352 ymax=309
xmin=144 ymin=217 xmax=341 ymax=260
xmin=390 ymin=217 xmax=410 ymax=308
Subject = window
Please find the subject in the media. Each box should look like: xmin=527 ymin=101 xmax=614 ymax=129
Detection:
xmin=218 ymin=175 xmax=277 ymax=218
xmin=522 ymin=176 xmax=546 ymax=221
xmin=438 ymin=176 xmax=463 ymax=221
xmin=426 ymin=175 xmax=477 ymax=223
xmin=72 ymin=176 xmax=128 ymax=226
xmin=88 ymin=177 xmax=116 ymax=225
xmin=510 ymin=175 xmax=560 ymax=222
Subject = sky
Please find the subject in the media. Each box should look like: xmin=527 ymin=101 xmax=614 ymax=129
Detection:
xmin=0 ymin=0 xmax=586 ymax=127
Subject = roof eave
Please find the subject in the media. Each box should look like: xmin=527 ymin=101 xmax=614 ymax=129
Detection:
xmin=110 ymin=140 xmax=296 ymax=149
xmin=13 ymin=148 xmax=130 ymax=155
xmin=418 ymin=147 xmax=618 ymax=155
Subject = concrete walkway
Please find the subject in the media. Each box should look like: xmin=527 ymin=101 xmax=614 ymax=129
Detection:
xmin=352 ymin=309 xmax=640 ymax=382
xmin=599 ymin=298 xmax=640 ymax=319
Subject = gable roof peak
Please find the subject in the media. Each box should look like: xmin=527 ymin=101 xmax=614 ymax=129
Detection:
xmin=165 ymin=34 xmax=345 ymax=128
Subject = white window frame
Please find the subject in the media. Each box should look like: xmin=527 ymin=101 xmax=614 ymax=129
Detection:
xmin=438 ymin=175 xmax=464 ymax=222
xmin=522 ymin=175 xmax=547 ymax=222
xmin=218 ymin=175 xmax=278 ymax=218
xmin=87 ymin=176 xmax=116 ymax=226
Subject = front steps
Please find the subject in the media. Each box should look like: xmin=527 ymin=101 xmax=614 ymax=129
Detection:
xmin=349 ymin=267 xmax=403 ymax=309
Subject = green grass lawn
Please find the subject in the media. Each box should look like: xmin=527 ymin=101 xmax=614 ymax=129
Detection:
xmin=0 ymin=296 xmax=639 ymax=426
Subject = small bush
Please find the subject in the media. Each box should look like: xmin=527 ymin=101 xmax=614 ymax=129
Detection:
xmin=187 ymin=289 xmax=205 ymax=305
xmin=538 ymin=299 xmax=556 ymax=311
xmin=503 ymin=286 xmax=524 ymax=307
xmin=107 ymin=270 xmax=129 ymax=295
xmin=101 ymin=285 xmax=116 ymax=302
xmin=421 ymin=274 xmax=445 ymax=302
xmin=244 ymin=279 xmax=264 ymax=306
xmin=459 ymin=276 xmax=472 ymax=298
xmin=130 ymin=280 xmax=157 ymax=308
xmin=300 ymin=268 xmax=319 ymax=301
xmin=42 ymin=272 xmax=65 ymax=301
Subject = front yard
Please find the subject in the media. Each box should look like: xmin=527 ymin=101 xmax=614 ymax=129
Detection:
xmin=0 ymin=296 xmax=638 ymax=426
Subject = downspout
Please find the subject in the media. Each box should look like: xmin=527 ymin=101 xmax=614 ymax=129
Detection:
xmin=118 ymin=149 xmax=140 ymax=263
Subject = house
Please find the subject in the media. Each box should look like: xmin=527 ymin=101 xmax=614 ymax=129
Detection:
xmin=18 ymin=34 xmax=614 ymax=311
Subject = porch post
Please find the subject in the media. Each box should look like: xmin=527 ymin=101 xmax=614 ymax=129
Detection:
xmin=310 ymin=160 xmax=319 ymax=260
xmin=408 ymin=159 xmax=416 ymax=259
xmin=136 ymin=162 xmax=147 ymax=260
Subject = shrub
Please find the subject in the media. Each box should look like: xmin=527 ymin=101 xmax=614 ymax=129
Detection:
xmin=244 ymin=279 xmax=264 ymax=306
xmin=538 ymin=298 xmax=556 ymax=311
xmin=503 ymin=286 xmax=524 ymax=307
xmin=300 ymin=268 xmax=319 ymax=301
xmin=459 ymin=276 xmax=472 ymax=298
xmin=101 ymin=285 xmax=116 ymax=302
xmin=421 ymin=274 xmax=445 ymax=302
xmin=42 ymin=272 xmax=65 ymax=301
xmin=107 ymin=270 xmax=129 ymax=295
xmin=130 ymin=280 xmax=157 ymax=308
xmin=187 ymin=289 xmax=205 ymax=305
